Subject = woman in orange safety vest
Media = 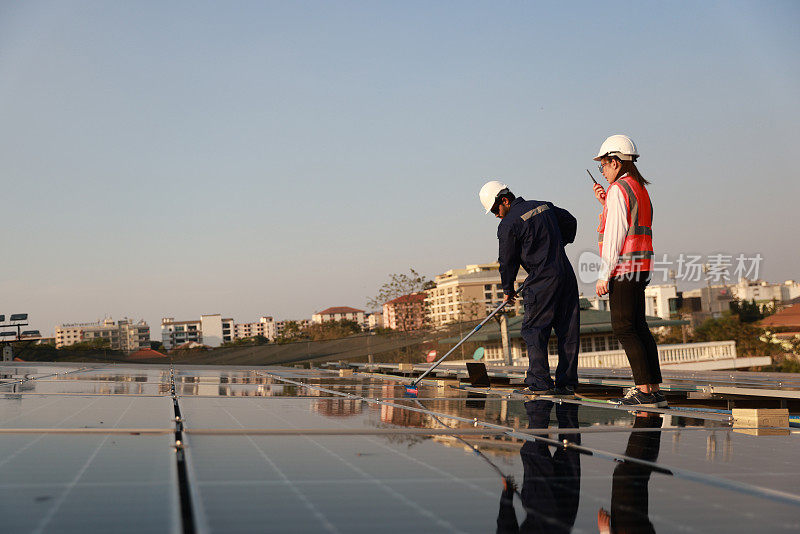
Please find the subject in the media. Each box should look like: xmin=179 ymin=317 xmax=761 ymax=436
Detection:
xmin=592 ymin=135 xmax=666 ymax=408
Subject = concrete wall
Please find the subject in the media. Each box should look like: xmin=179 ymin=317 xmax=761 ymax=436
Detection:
xmin=200 ymin=314 xmax=223 ymax=347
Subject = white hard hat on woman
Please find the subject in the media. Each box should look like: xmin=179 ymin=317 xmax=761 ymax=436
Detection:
xmin=590 ymin=133 xmax=665 ymax=408
xmin=594 ymin=134 xmax=639 ymax=162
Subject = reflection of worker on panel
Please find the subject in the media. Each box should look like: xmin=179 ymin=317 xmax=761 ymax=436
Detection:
xmin=496 ymin=400 xmax=581 ymax=533
xmin=597 ymin=413 xmax=664 ymax=534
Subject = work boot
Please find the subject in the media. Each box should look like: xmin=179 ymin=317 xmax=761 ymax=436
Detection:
xmin=514 ymin=386 xmax=553 ymax=396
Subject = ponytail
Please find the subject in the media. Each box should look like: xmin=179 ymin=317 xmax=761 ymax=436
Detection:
xmin=615 ymin=158 xmax=651 ymax=186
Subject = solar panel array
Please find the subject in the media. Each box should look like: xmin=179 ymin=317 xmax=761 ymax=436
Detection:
xmin=0 ymin=362 xmax=798 ymax=533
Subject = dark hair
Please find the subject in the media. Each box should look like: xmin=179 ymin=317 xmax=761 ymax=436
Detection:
xmin=490 ymin=190 xmax=516 ymax=214
xmin=608 ymin=157 xmax=651 ymax=186
xmin=497 ymin=190 xmax=516 ymax=203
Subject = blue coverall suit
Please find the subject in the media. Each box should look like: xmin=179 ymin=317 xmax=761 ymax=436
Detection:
xmin=497 ymin=197 xmax=579 ymax=390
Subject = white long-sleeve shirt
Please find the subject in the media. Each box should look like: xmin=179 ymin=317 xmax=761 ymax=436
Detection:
xmin=598 ymin=177 xmax=630 ymax=281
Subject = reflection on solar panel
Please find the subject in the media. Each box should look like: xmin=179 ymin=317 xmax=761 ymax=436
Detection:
xmin=0 ymin=362 xmax=798 ymax=533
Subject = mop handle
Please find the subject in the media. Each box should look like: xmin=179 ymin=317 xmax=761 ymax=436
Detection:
xmin=412 ymin=284 xmax=525 ymax=385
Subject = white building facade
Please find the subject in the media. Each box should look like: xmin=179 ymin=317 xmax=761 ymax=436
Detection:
xmin=366 ymin=312 xmax=383 ymax=330
xmin=644 ymin=284 xmax=679 ymax=319
xmin=233 ymin=316 xmax=276 ymax=341
xmin=732 ymin=278 xmax=800 ymax=304
xmin=426 ymin=263 xmax=525 ymax=327
xmin=56 ymin=318 xmax=150 ymax=352
xmin=161 ymin=315 xmax=234 ymax=349
xmin=311 ymin=307 xmax=366 ymax=325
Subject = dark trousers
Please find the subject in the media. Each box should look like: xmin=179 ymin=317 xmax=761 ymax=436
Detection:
xmin=609 ymin=271 xmax=662 ymax=385
xmin=520 ymin=278 xmax=580 ymax=390
xmin=611 ymin=415 xmax=663 ymax=534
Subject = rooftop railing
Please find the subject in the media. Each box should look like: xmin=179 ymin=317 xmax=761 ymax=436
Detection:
xmin=553 ymin=340 xmax=738 ymax=369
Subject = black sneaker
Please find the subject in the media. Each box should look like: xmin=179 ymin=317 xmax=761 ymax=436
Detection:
xmin=611 ymin=387 xmax=667 ymax=408
xmin=652 ymin=391 xmax=668 ymax=408
xmin=514 ymin=386 xmax=553 ymax=396
xmin=551 ymin=385 xmax=576 ymax=398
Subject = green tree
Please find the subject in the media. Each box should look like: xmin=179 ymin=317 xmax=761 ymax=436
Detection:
xmin=730 ymin=299 xmax=767 ymax=323
xmin=274 ymin=321 xmax=308 ymax=344
xmin=64 ymin=337 xmax=112 ymax=351
xmin=693 ymin=315 xmax=781 ymax=357
xmin=304 ymin=319 xmax=362 ymax=341
xmin=655 ymin=325 xmax=685 ymax=345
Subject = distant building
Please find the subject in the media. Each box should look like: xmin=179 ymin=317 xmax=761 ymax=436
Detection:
xmin=644 ymin=284 xmax=679 ymax=319
xmin=682 ymin=286 xmax=734 ymax=318
xmin=732 ymin=278 xmax=800 ymax=305
xmin=56 ymin=318 xmax=150 ymax=352
xmin=312 ymin=307 xmax=366 ymax=325
xmin=383 ymin=293 xmax=426 ymax=331
xmin=583 ymin=295 xmax=610 ymax=312
xmin=234 ymin=316 xmax=275 ymax=341
xmin=425 ymin=263 xmax=525 ymax=327
xmin=161 ymin=315 xmax=234 ymax=349
xmin=275 ymin=319 xmax=311 ymax=337
xmin=366 ymin=312 xmax=383 ymax=330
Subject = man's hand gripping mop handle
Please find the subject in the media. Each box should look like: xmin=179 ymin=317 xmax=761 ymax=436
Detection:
xmin=407 ymin=283 xmax=526 ymax=392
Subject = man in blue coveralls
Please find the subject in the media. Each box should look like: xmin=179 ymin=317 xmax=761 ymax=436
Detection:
xmin=479 ymin=180 xmax=580 ymax=396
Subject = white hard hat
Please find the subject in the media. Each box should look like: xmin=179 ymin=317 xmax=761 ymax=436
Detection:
xmin=479 ymin=180 xmax=509 ymax=214
xmin=594 ymin=134 xmax=639 ymax=161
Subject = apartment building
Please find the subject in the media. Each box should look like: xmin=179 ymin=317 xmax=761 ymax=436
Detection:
xmin=311 ymin=307 xmax=366 ymax=325
xmin=426 ymin=263 xmax=525 ymax=327
xmin=161 ymin=314 xmax=234 ymax=349
xmin=732 ymin=278 xmax=800 ymax=304
xmin=233 ymin=316 xmax=276 ymax=341
xmin=275 ymin=319 xmax=312 ymax=337
xmin=382 ymin=293 xmax=426 ymax=331
xmin=56 ymin=318 xmax=150 ymax=352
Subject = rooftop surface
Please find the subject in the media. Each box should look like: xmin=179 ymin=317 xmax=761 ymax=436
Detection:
xmin=315 ymin=307 xmax=366 ymax=315
xmin=0 ymin=362 xmax=798 ymax=533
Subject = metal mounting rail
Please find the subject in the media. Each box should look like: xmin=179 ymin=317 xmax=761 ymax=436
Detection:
xmin=169 ymin=366 xmax=197 ymax=534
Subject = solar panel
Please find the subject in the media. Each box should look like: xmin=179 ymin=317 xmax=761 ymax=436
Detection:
xmin=0 ymin=361 xmax=796 ymax=533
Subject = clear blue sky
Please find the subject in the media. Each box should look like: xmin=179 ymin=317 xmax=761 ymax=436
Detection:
xmin=1 ymin=1 xmax=798 ymax=336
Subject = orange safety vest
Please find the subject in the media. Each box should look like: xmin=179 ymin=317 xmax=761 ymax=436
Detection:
xmin=597 ymin=175 xmax=654 ymax=277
